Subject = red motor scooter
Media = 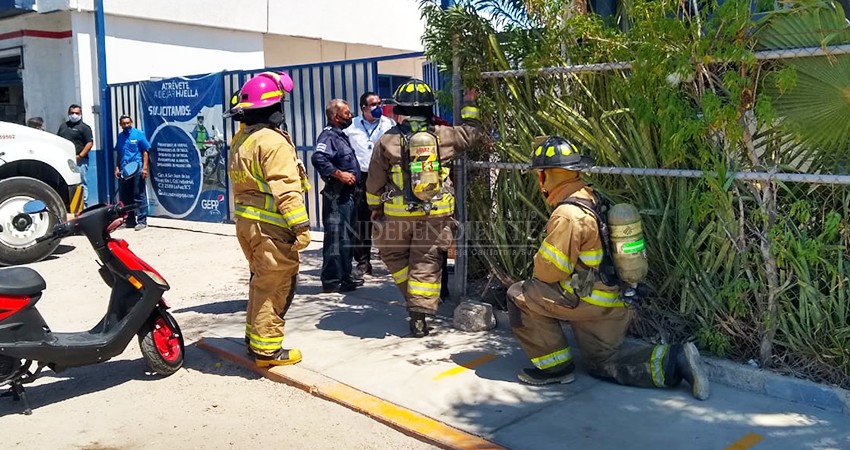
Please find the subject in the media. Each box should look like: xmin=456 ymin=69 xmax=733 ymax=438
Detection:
xmin=0 ymin=163 xmax=184 ymax=414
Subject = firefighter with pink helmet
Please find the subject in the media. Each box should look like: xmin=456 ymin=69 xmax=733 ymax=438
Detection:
xmin=226 ymin=71 xmax=310 ymax=366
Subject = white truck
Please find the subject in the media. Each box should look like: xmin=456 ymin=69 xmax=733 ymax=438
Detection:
xmin=0 ymin=121 xmax=84 ymax=265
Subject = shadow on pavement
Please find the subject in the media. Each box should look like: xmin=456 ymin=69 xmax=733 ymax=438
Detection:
xmin=0 ymin=359 xmax=148 ymax=417
xmin=314 ymin=292 xmax=410 ymax=339
xmin=174 ymin=299 xmax=246 ymax=315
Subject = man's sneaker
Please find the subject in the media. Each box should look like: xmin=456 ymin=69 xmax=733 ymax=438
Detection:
xmin=676 ymin=342 xmax=710 ymax=400
xmin=255 ymin=348 xmax=302 ymax=367
xmin=518 ymin=362 xmax=576 ymax=385
xmin=134 ymin=223 xmax=147 ymax=231
xmin=409 ymin=312 xmax=429 ymax=338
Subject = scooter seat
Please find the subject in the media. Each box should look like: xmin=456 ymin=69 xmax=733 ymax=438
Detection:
xmin=0 ymin=267 xmax=46 ymax=296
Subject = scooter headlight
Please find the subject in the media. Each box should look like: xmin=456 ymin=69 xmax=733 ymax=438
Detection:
xmin=143 ymin=270 xmax=169 ymax=289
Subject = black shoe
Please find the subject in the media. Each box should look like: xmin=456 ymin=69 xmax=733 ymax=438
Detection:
xmin=675 ymin=342 xmax=710 ymax=400
xmin=348 ymin=277 xmax=365 ymax=286
xmin=322 ymin=283 xmax=357 ymax=293
xmin=355 ymin=263 xmax=373 ymax=277
xmin=517 ymin=362 xmax=576 ymax=385
xmin=339 ymin=280 xmax=360 ymax=292
xmin=409 ymin=312 xmax=429 ymax=338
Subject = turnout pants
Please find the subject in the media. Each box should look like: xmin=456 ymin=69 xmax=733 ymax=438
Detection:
xmin=373 ymin=216 xmax=455 ymax=315
xmin=508 ymin=279 xmax=680 ymax=388
xmin=236 ymin=218 xmax=300 ymax=357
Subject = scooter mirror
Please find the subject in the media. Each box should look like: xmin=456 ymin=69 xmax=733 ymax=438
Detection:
xmin=23 ymin=200 xmax=47 ymax=215
xmin=122 ymin=161 xmax=140 ymax=179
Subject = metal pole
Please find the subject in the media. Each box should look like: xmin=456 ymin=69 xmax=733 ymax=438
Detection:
xmin=467 ymin=161 xmax=850 ymax=185
xmin=451 ymin=38 xmax=467 ymax=302
xmin=94 ymin=0 xmax=114 ymax=202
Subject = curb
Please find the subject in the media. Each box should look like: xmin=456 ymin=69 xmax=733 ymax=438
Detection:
xmin=198 ymin=337 xmax=505 ymax=450
xmin=703 ymin=355 xmax=850 ymax=415
xmin=495 ymin=310 xmax=850 ymax=415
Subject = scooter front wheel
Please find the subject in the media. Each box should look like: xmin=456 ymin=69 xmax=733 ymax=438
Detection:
xmin=139 ymin=310 xmax=184 ymax=376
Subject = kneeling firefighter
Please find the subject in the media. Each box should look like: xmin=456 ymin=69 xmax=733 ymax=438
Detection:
xmin=507 ymin=135 xmax=710 ymax=400
xmin=227 ymin=71 xmax=311 ymax=367
xmin=366 ymin=79 xmax=483 ymax=337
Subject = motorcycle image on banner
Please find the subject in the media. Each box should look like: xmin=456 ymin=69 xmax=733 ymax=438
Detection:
xmin=139 ymin=73 xmax=227 ymax=222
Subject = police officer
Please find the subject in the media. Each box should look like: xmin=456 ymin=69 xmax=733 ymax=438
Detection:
xmin=312 ymin=99 xmax=365 ymax=293
xmin=227 ymin=71 xmax=310 ymax=367
xmin=507 ymin=136 xmax=709 ymax=400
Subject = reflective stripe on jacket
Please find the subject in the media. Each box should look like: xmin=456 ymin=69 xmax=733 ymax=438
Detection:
xmin=365 ymin=104 xmax=482 ymax=218
xmin=534 ymin=184 xmax=623 ymax=307
xmin=228 ymin=124 xmax=308 ymax=229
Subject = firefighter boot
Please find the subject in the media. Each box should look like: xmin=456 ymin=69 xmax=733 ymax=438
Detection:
xmin=676 ymin=342 xmax=710 ymax=400
xmin=409 ymin=312 xmax=429 ymax=338
xmin=518 ymin=361 xmax=576 ymax=386
xmin=255 ymin=348 xmax=303 ymax=367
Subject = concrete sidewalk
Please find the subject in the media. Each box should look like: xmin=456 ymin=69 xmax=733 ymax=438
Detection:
xmin=200 ymin=245 xmax=850 ymax=450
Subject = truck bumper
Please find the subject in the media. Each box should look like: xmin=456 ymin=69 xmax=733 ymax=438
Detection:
xmin=68 ymin=184 xmax=84 ymax=215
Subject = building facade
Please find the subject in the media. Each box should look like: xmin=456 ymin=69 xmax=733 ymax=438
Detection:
xmin=0 ymin=0 xmax=425 ymax=138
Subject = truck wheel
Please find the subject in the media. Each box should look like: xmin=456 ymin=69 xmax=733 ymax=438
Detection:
xmin=0 ymin=177 xmax=65 ymax=266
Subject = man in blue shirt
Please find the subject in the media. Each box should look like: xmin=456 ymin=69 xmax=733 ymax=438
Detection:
xmin=114 ymin=114 xmax=151 ymax=230
xmin=311 ymin=99 xmax=363 ymax=293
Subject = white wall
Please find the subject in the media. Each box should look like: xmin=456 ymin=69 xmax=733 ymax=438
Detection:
xmin=18 ymin=12 xmax=78 ymax=133
xmin=62 ymin=0 xmax=425 ymax=52
xmin=102 ymin=16 xmax=265 ymax=83
xmin=267 ymin=0 xmax=424 ymax=51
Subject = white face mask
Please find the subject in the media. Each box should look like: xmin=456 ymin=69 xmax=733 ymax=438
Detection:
xmin=68 ymin=114 xmax=82 ymax=123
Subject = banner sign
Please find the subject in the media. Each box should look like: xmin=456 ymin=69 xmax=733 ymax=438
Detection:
xmin=139 ymin=73 xmax=227 ymax=222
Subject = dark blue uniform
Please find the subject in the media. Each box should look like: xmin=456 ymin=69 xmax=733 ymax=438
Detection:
xmin=311 ymin=125 xmax=360 ymax=291
xmin=312 ymin=126 xmax=360 ymax=182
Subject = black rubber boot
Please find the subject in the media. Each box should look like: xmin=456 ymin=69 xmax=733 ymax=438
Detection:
xmin=675 ymin=342 xmax=710 ymax=400
xmin=409 ymin=312 xmax=429 ymax=338
xmin=517 ymin=361 xmax=576 ymax=386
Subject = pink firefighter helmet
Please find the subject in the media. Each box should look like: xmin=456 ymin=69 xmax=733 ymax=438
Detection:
xmin=228 ymin=71 xmax=294 ymax=115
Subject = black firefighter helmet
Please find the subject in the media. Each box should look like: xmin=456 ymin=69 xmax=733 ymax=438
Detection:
xmin=392 ymin=78 xmax=436 ymax=107
xmin=529 ymin=136 xmax=595 ymax=170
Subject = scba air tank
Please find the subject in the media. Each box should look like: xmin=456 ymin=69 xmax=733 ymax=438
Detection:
xmin=407 ymin=131 xmax=441 ymax=202
xmin=607 ymin=203 xmax=648 ymax=285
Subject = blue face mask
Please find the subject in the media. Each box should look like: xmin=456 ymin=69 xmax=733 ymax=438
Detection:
xmin=370 ymin=105 xmax=383 ymax=119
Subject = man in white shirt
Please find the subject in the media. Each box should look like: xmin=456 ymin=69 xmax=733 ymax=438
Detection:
xmin=345 ymin=91 xmax=395 ymax=278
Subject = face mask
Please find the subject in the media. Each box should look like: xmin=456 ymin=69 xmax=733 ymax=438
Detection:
xmin=370 ymin=106 xmax=383 ymax=119
xmin=339 ymin=117 xmax=353 ymax=129
xmin=69 ymin=114 xmax=82 ymax=123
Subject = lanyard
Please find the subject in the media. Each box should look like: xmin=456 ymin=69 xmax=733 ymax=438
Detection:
xmin=360 ymin=117 xmax=380 ymax=142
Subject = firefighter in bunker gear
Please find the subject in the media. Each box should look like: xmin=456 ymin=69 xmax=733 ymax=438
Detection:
xmin=366 ymin=79 xmax=483 ymax=337
xmin=508 ymin=136 xmax=710 ymax=400
xmin=227 ymin=72 xmax=310 ymax=367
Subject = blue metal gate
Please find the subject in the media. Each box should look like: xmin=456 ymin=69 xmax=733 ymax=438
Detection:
xmin=108 ymin=52 xmax=425 ymax=231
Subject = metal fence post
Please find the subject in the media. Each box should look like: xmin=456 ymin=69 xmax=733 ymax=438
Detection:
xmin=451 ymin=41 xmax=468 ymax=302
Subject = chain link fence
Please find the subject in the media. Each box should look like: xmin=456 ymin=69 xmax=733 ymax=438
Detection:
xmin=450 ymin=43 xmax=850 ymax=387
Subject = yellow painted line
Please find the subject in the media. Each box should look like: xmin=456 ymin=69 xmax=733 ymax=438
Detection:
xmin=725 ymin=433 xmax=763 ymax=450
xmin=198 ymin=337 xmax=504 ymax=450
xmin=69 ymin=186 xmax=83 ymax=214
xmin=434 ymin=354 xmax=497 ymax=381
